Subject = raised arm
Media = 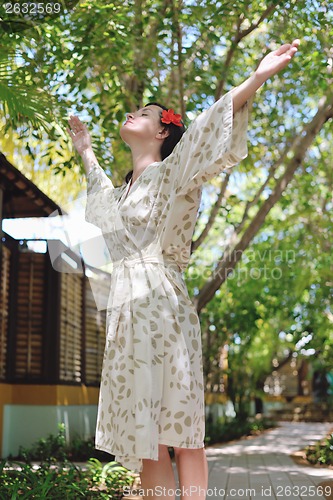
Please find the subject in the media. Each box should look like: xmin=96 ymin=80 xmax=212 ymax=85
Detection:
xmin=67 ymin=115 xmax=99 ymax=175
xmin=231 ymin=39 xmax=300 ymax=114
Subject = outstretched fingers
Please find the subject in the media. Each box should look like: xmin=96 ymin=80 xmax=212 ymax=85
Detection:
xmin=289 ymin=39 xmax=300 ymax=57
xmin=68 ymin=115 xmax=83 ymax=132
xmin=275 ymin=39 xmax=300 ymax=58
xmin=66 ymin=128 xmax=73 ymax=139
xmin=275 ymin=43 xmax=292 ymax=56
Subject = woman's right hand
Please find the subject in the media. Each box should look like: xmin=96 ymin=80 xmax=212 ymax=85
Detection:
xmin=67 ymin=115 xmax=92 ymax=156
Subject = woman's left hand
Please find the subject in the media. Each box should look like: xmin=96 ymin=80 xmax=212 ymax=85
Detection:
xmin=255 ymin=39 xmax=300 ymax=83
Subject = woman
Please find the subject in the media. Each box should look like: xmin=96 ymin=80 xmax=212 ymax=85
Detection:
xmin=68 ymin=39 xmax=299 ymax=499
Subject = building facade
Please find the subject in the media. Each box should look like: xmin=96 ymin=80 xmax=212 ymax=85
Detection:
xmin=0 ymin=153 xmax=106 ymax=457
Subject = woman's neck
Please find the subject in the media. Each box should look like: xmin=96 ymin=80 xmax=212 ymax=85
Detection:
xmin=131 ymin=151 xmax=161 ymax=182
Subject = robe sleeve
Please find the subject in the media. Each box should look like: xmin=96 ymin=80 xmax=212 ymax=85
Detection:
xmin=85 ymin=163 xmax=115 ymax=229
xmin=167 ymin=90 xmax=248 ymax=196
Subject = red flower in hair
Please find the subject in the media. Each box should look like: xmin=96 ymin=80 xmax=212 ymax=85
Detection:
xmin=161 ymin=109 xmax=182 ymax=127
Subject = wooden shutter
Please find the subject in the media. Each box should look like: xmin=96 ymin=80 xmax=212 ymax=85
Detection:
xmin=84 ymin=273 xmax=108 ymax=384
xmin=15 ymin=251 xmax=45 ymax=379
xmin=0 ymin=245 xmax=10 ymax=380
xmin=59 ymin=272 xmax=83 ymax=382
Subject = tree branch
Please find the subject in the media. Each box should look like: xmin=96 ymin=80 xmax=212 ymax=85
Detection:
xmin=214 ymin=2 xmax=278 ymax=100
xmin=235 ymin=136 xmax=298 ymax=235
xmin=191 ymin=172 xmax=231 ymax=253
xmin=173 ymin=0 xmax=186 ymax=116
xmin=239 ymin=2 xmax=277 ymax=38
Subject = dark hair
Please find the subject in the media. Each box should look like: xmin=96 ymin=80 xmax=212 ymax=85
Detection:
xmin=125 ymin=102 xmax=186 ymax=184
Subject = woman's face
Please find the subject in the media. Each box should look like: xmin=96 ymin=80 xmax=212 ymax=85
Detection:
xmin=120 ymin=105 xmax=165 ymax=145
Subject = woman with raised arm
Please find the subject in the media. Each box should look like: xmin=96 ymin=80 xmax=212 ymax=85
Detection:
xmin=68 ymin=40 xmax=299 ymax=500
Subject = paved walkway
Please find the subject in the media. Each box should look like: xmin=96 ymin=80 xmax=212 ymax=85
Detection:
xmin=204 ymin=422 xmax=333 ymax=500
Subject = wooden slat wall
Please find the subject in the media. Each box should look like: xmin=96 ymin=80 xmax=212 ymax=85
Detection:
xmin=15 ymin=252 xmax=45 ymax=379
xmin=85 ymin=275 xmax=107 ymax=384
xmin=0 ymin=241 xmax=108 ymax=385
xmin=59 ymin=273 xmax=83 ymax=382
xmin=0 ymin=246 xmax=10 ymax=380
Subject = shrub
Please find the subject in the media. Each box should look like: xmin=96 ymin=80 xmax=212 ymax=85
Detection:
xmin=0 ymin=459 xmax=135 ymax=499
xmin=0 ymin=459 xmax=89 ymax=499
xmin=14 ymin=424 xmax=111 ymax=464
xmin=205 ymin=416 xmax=276 ymax=446
xmin=305 ymin=433 xmax=333 ymax=466
xmin=17 ymin=423 xmax=68 ymax=464
xmin=87 ymin=458 xmax=135 ymax=498
xmin=3 ymin=425 xmax=135 ymax=498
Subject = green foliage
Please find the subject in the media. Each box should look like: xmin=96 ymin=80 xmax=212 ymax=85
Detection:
xmin=87 ymin=458 xmax=134 ymax=496
xmin=15 ymin=424 xmax=111 ymax=464
xmin=2 ymin=425 xmax=135 ymax=499
xmin=191 ymin=150 xmax=333 ymax=418
xmin=1 ymin=0 xmax=332 ymax=183
xmin=205 ymin=416 xmax=276 ymax=446
xmin=0 ymin=459 xmax=88 ymax=499
xmin=17 ymin=423 xmax=68 ymax=464
xmin=0 ymin=50 xmax=59 ymax=132
xmin=305 ymin=433 xmax=333 ymax=466
xmin=0 ymin=459 xmax=134 ymax=499
xmin=66 ymin=435 xmax=106 ymax=462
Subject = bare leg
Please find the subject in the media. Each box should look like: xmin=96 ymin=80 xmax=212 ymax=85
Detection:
xmin=140 ymin=444 xmax=177 ymax=499
xmin=174 ymin=447 xmax=208 ymax=500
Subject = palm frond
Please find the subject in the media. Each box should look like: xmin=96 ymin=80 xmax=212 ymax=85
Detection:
xmin=0 ymin=48 xmax=59 ymax=133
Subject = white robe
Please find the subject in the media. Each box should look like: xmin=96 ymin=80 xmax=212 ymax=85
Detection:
xmin=85 ymin=91 xmax=248 ymax=472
